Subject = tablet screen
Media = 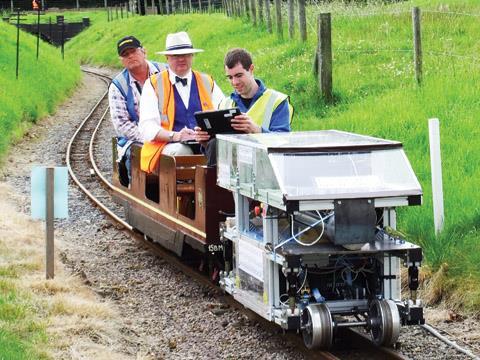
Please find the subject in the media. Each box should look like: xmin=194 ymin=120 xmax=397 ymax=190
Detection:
xmin=194 ymin=108 xmax=242 ymax=136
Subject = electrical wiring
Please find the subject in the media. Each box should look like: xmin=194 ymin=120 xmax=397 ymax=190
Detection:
xmin=275 ymin=211 xmax=335 ymax=250
xmin=289 ymin=211 xmax=333 ymax=247
xmin=297 ymin=267 xmax=308 ymax=294
xmin=279 ymin=293 xmax=289 ymax=307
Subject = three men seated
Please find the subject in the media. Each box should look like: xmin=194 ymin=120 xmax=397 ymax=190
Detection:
xmin=110 ymin=31 xmax=293 ymax=189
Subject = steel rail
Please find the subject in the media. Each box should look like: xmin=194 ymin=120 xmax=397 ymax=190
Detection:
xmin=421 ymin=324 xmax=479 ymax=359
xmin=66 ymin=71 xmax=133 ymax=231
xmin=89 ymin=106 xmax=115 ymax=191
xmin=338 ymin=328 xmax=410 ymax=360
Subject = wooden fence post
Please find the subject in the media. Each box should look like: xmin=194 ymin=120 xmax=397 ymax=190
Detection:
xmin=288 ymin=0 xmax=294 ymax=39
xmin=298 ymin=0 xmax=306 ymax=41
xmin=275 ymin=0 xmax=282 ymax=39
xmin=198 ymin=0 xmax=202 ymax=12
xmin=257 ymin=0 xmax=263 ymax=23
xmin=250 ymin=0 xmax=256 ymax=25
xmin=412 ymin=7 xmax=422 ymax=85
xmin=265 ymin=0 xmax=272 ymax=33
xmin=317 ymin=13 xmax=333 ymax=102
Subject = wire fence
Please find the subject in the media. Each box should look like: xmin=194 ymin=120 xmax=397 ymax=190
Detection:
xmin=4 ymin=0 xmax=480 ymax=92
xmin=255 ymin=2 xmax=480 ymax=100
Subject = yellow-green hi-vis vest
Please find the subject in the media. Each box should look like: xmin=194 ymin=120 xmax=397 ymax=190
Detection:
xmin=219 ymin=89 xmax=292 ymax=130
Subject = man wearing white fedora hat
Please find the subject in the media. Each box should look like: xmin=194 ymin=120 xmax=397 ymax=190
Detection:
xmin=138 ymin=31 xmax=224 ymax=173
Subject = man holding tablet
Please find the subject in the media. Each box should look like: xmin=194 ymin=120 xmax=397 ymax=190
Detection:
xmin=195 ymin=48 xmax=293 ymax=166
xmin=138 ymin=31 xmax=224 ymax=173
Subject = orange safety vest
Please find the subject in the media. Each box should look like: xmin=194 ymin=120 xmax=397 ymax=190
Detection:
xmin=140 ymin=70 xmax=214 ymax=173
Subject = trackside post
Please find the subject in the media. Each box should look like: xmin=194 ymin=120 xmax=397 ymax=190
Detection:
xmin=428 ymin=119 xmax=444 ymax=235
xmin=31 ymin=166 xmax=69 ymax=279
xmin=46 ymin=168 xmax=54 ymax=279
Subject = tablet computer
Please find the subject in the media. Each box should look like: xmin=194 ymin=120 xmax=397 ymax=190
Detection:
xmin=194 ymin=108 xmax=242 ymax=136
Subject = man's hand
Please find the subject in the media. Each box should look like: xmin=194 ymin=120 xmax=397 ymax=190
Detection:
xmin=231 ymin=113 xmax=261 ymax=134
xmin=177 ymin=127 xmax=196 ymax=142
xmin=194 ymin=126 xmax=210 ymax=146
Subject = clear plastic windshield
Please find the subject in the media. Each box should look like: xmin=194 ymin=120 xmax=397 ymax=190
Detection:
xmin=269 ymin=149 xmax=422 ymax=200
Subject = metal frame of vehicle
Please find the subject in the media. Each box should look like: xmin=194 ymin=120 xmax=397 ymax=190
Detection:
xmin=216 ymin=130 xmax=424 ymax=349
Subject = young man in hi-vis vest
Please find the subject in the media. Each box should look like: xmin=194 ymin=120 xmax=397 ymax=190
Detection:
xmin=195 ymin=48 xmax=293 ymax=166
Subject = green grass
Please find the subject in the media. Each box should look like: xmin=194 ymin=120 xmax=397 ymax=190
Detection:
xmin=0 ymin=283 xmax=49 ymax=359
xmin=66 ymin=3 xmax=480 ymax=310
xmin=0 ymin=20 xmax=81 ymax=163
xmin=0 ymin=18 xmax=81 ymax=359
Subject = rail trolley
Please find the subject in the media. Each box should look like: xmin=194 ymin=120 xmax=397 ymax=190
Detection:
xmin=111 ymin=130 xmax=425 ymax=349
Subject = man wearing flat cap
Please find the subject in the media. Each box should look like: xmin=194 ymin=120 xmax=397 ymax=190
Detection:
xmin=109 ymin=35 xmax=167 ymax=186
xmin=138 ymin=31 xmax=224 ymax=173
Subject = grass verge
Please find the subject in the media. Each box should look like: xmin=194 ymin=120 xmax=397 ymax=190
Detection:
xmin=0 ymin=21 xmax=81 ymax=163
xmin=0 ymin=183 xmax=129 ymax=359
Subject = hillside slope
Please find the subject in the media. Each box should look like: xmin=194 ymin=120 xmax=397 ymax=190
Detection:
xmin=0 ymin=21 xmax=81 ymax=161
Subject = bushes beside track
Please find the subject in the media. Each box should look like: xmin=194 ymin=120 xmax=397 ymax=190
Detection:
xmin=67 ymin=3 xmax=479 ymax=311
xmin=0 ymin=21 xmax=80 ymax=162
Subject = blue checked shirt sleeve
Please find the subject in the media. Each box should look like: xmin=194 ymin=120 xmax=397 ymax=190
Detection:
xmin=108 ymin=83 xmax=143 ymax=143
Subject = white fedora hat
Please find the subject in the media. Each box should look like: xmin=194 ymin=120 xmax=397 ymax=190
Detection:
xmin=156 ymin=31 xmax=204 ymax=55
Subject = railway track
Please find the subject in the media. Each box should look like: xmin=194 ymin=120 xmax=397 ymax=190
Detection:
xmin=66 ymin=67 xmax=476 ymax=360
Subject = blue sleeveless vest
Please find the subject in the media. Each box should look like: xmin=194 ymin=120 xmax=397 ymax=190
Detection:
xmin=112 ymin=61 xmax=166 ymax=147
xmin=172 ymin=74 xmax=202 ymax=131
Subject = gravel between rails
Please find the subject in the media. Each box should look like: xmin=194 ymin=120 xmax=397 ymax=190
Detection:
xmin=1 ymin=67 xmax=478 ymax=360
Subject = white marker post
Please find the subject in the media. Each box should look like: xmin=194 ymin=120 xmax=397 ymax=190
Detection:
xmin=428 ymin=119 xmax=444 ymax=235
xmin=31 ymin=166 xmax=68 ymax=280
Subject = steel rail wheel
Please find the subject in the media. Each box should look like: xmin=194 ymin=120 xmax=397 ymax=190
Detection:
xmin=368 ymin=299 xmax=400 ymax=346
xmin=302 ymin=303 xmax=333 ymax=350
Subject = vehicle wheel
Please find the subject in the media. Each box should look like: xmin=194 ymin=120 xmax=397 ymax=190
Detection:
xmin=301 ymin=303 xmax=333 ymax=349
xmin=368 ymin=299 xmax=400 ymax=346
